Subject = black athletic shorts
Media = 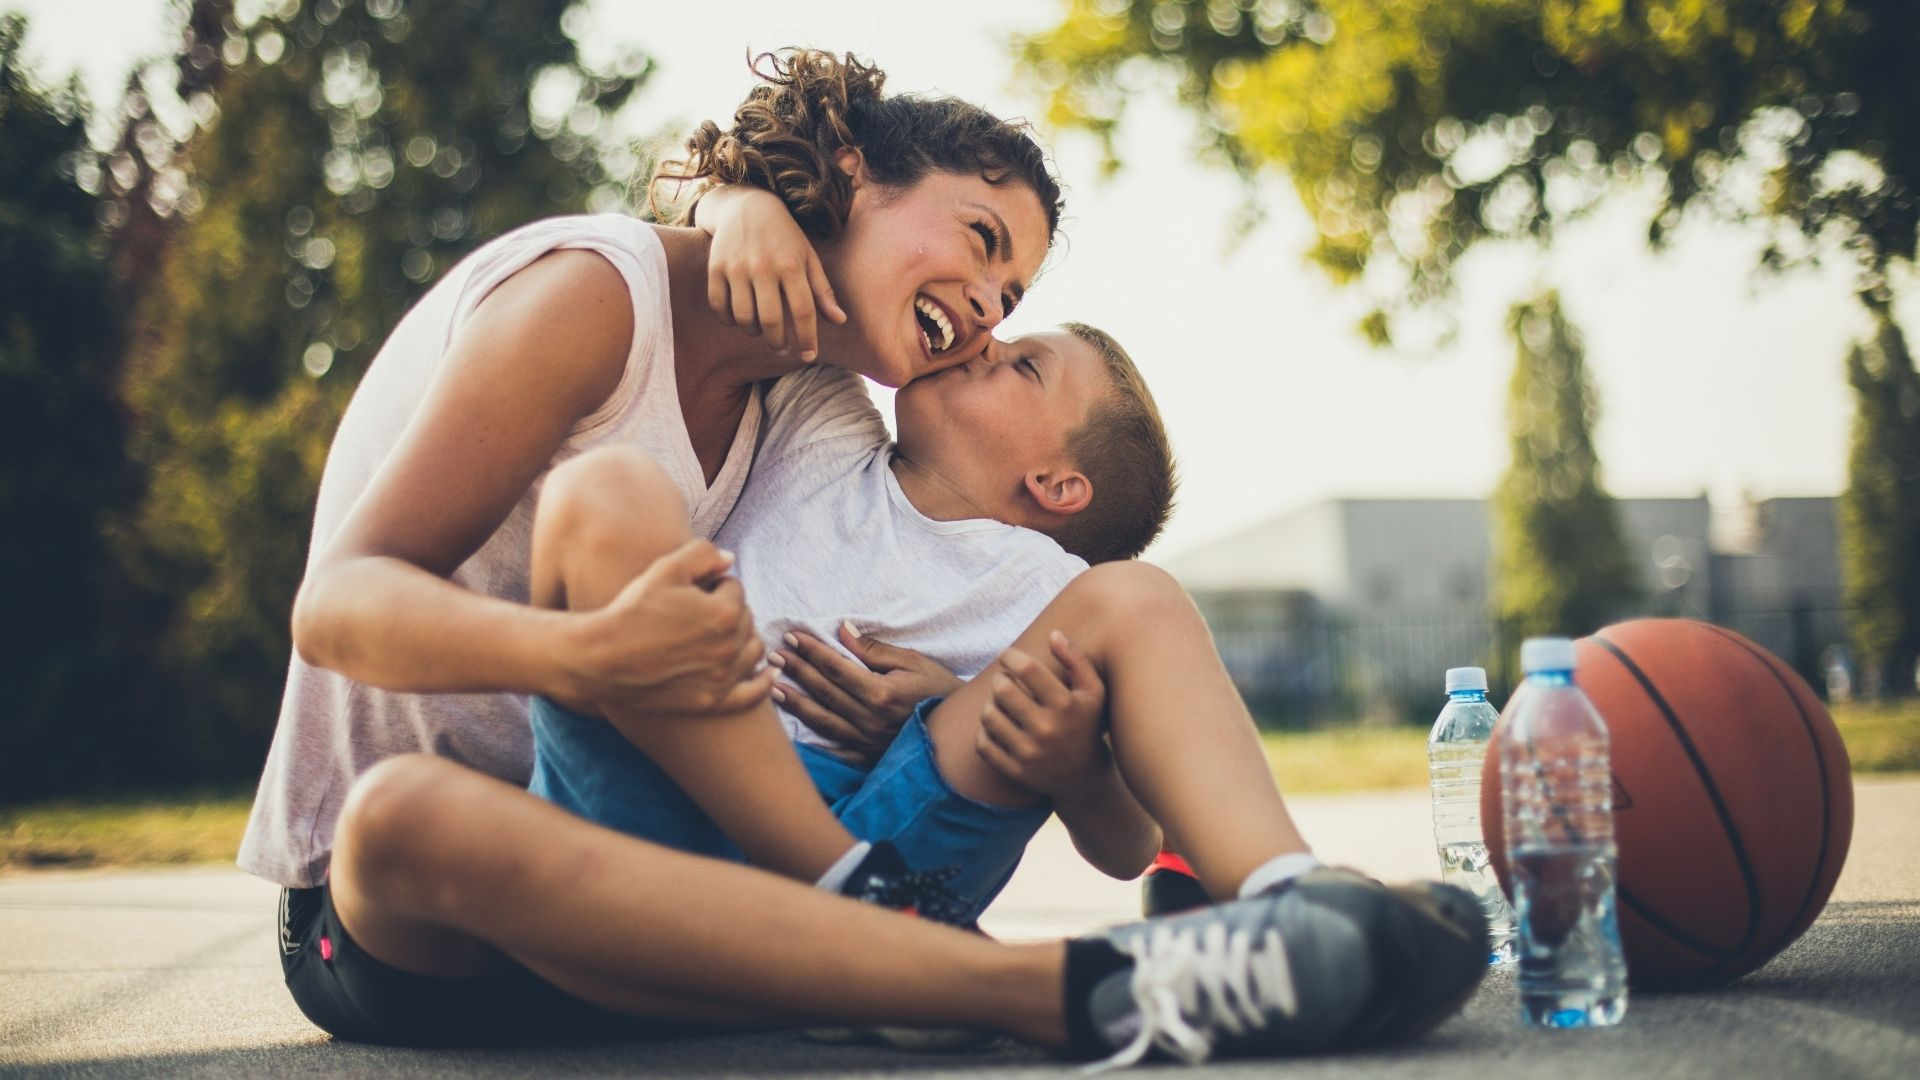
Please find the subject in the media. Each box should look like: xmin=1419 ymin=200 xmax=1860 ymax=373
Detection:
xmin=278 ymin=883 xmax=656 ymax=1046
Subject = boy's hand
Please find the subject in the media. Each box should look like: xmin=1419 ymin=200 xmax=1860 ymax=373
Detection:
xmin=976 ymin=631 xmax=1110 ymax=798
xmin=697 ymin=185 xmax=846 ymax=362
xmin=773 ymin=622 xmax=962 ymax=766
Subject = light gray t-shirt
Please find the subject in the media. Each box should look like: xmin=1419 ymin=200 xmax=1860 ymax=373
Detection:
xmin=239 ymin=215 xmax=764 ymax=888
xmin=715 ymin=366 xmax=1087 ymax=750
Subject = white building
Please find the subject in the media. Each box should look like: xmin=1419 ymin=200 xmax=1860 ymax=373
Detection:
xmin=1166 ymin=496 xmax=1844 ymax=723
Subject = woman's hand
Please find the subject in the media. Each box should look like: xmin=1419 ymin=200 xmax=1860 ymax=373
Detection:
xmin=559 ymin=540 xmax=775 ymax=720
xmin=771 ymin=622 xmax=961 ymax=765
xmin=697 ymin=185 xmax=845 ymax=362
xmin=976 ymin=631 xmax=1111 ymax=799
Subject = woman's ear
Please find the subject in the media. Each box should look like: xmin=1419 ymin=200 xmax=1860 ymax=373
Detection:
xmin=1025 ymin=469 xmax=1092 ymax=517
xmin=835 ymin=146 xmax=869 ymax=189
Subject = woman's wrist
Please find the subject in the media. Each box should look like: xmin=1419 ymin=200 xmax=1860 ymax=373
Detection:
xmin=531 ymin=605 xmax=599 ymax=703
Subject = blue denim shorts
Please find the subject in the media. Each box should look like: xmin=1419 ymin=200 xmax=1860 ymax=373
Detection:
xmin=527 ymin=697 xmax=1050 ymax=924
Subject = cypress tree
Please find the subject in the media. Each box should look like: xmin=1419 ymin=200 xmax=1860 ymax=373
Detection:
xmin=1840 ymin=301 xmax=1920 ymax=698
xmin=1490 ymin=291 xmax=1639 ymax=666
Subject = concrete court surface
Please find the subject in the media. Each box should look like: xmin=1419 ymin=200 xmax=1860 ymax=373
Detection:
xmin=2 ymin=779 xmax=1916 ymax=1079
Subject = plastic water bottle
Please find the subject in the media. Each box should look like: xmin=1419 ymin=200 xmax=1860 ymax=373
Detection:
xmin=1427 ymin=666 xmax=1517 ymax=964
xmin=1498 ymin=637 xmax=1629 ymax=1028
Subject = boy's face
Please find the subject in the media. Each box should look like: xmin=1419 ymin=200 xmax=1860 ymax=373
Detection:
xmin=893 ymin=330 xmax=1106 ymax=517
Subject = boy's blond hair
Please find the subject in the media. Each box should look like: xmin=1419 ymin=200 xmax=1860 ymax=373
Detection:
xmin=1045 ymin=323 xmax=1178 ymax=564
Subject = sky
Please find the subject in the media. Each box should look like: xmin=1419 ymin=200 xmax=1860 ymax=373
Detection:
xmin=10 ymin=0 xmax=1908 ymax=560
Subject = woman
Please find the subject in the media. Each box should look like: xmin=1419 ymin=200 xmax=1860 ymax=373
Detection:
xmin=243 ymin=48 xmax=1054 ymax=888
xmin=245 ymin=50 xmax=1477 ymax=1061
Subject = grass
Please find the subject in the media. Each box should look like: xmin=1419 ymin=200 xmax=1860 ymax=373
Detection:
xmin=1257 ymin=696 xmax=1920 ymax=796
xmin=2 ymin=700 xmax=1914 ymax=872
xmin=0 ymin=791 xmax=252 ymax=872
xmin=1261 ymin=725 xmax=1431 ymax=794
xmin=1831 ymin=699 xmax=1920 ymax=773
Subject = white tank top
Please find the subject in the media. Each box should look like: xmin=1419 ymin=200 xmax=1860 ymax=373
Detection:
xmin=238 ymin=215 xmax=763 ymax=887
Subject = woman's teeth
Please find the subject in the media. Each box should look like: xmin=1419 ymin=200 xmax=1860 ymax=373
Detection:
xmin=915 ymin=296 xmax=955 ymax=353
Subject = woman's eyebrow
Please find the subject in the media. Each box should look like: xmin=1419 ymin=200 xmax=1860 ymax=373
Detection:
xmin=965 ymin=203 xmax=1016 ymax=265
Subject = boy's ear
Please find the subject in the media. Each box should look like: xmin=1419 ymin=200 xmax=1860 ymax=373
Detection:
xmin=1024 ymin=469 xmax=1092 ymax=517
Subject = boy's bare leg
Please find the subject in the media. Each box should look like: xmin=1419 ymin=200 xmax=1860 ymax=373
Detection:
xmin=925 ymin=561 xmax=1309 ymax=900
xmin=328 ymin=754 xmax=1069 ymax=1044
xmin=529 ymin=446 xmax=854 ymax=880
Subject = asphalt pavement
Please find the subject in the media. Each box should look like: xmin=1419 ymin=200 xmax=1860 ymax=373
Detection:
xmin=2 ymin=780 xmax=1915 ymax=1079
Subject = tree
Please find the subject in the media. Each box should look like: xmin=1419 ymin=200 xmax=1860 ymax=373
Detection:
xmin=1840 ymin=301 xmax=1920 ymax=698
xmin=0 ymin=15 xmax=163 ymax=802
xmin=1490 ymin=291 xmax=1638 ymax=659
xmin=1019 ymin=1 xmax=1919 ymax=690
xmin=101 ymin=0 xmax=652 ymax=784
xmin=1017 ymin=0 xmax=1916 ymax=336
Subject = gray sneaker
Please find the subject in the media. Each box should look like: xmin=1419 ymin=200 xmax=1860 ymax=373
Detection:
xmin=1079 ymin=868 xmax=1488 ymax=1067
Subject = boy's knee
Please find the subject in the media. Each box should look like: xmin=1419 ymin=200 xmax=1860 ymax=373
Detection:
xmin=536 ymin=448 xmax=690 ymax=577
xmin=1070 ymin=560 xmax=1192 ymax=626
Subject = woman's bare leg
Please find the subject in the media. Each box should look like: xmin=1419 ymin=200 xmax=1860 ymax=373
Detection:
xmin=328 ymin=754 xmax=1070 ymax=1044
xmin=529 ymin=447 xmax=853 ymax=880
xmin=925 ymin=561 xmax=1309 ymax=900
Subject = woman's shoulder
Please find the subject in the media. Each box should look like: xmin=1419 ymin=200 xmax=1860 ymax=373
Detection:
xmin=491 ymin=212 xmax=662 ymax=253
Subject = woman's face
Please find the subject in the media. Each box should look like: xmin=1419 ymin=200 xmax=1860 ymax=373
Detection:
xmin=818 ymin=167 xmax=1051 ymax=388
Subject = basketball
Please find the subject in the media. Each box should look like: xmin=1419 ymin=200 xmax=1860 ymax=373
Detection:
xmin=1480 ymin=618 xmax=1854 ymax=989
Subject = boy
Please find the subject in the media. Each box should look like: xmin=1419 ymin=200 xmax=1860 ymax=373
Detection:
xmin=523 ymin=323 xmax=1487 ymax=1058
xmin=530 ymin=321 xmax=1339 ymax=916
xmin=531 ymin=325 xmax=1179 ymax=920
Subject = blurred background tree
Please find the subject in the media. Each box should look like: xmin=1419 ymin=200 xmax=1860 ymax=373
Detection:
xmin=0 ymin=15 xmax=160 ymax=801
xmin=1841 ymin=301 xmax=1920 ymax=698
xmin=1489 ymin=291 xmax=1637 ymax=682
xmin=0 ymin=0 xmax=653 ymax=803
xmin=1018 ymin=0 xmax=1915 ymax=325
xmin=1020 ymin=0 xmax=1918 ymax=694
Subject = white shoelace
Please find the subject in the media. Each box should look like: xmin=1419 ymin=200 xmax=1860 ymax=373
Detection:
xmin=1086 ymin=921 xmax=1300 ymax=1072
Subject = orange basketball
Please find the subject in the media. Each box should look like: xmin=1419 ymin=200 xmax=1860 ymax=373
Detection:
xmin=1481 ymin=619 xmax=1854 ymax=989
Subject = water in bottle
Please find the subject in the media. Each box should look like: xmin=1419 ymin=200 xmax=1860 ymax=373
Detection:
xmin=1427 ymin=665 xmax=1517 ymax=964
xmin=1498 ymin=637 xmax=1629 ymax=1028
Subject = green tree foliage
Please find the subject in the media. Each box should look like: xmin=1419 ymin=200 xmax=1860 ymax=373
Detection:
xmin=0 ymin=16 xmax=163 ymax=802
xmin=1491 ymin=292 xmax=1638 ymax=653
xmin=1840 ymin=301 xmax=1920 ymax=697
xmin=1021 ymin=1 xmax=1918 ymax=693
xmin=1017 ymin=0 xmax=1917 ymax=332
xmin=103 ymin=0 xmax=651 ymax=785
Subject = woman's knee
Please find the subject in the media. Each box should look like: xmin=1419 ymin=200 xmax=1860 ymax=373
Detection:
xmin=333 ymin=754 xmax=473 ymax=905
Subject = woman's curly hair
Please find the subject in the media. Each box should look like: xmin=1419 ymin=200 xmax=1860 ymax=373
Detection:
xmin=652 ymin=49 xmax=1063 ymax=242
